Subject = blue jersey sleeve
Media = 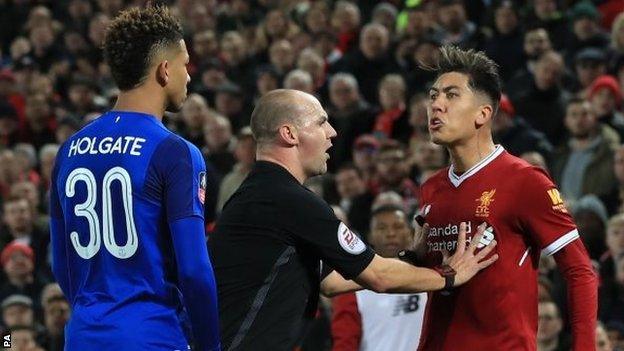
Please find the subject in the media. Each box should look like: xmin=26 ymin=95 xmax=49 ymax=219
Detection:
xmin=49 ymin=148 xmax=72 ymax=300
xmin=170 ymin=217 xmax=221 ymax=351
xmin=152 ymin=136 xmax=207 ymax=221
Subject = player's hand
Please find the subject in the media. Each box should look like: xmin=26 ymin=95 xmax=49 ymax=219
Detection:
xmin=445 ymin=222 xmax=498 ymax=287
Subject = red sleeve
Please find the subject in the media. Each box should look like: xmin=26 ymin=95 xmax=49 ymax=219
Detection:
xmin=553 ymin=239 xmax=598 ymax=351
xmin=331 ymin=292 xmax=362 ymax=351
xmin=517 ymin=167 xmax=578 ymax=254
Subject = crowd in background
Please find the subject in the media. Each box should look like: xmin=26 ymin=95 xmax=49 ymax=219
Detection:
xmin=1 ymin=0 xmax=624 ymax=350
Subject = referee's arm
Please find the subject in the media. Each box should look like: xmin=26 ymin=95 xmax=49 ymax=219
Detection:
xmin=323 ymin=222 xmax=498 ymax=294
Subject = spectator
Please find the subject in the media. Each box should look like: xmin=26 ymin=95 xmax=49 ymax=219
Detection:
xmin=570 ymin=194 xmax=608 ymax=260
xmin=283 ymin=69 xmax=314 ymax=94
xmin=565 ymin=1 xmax=610 ymax=64
xmin=1 ymin=294 xmax=34 ymax=329
xmin=524 ymin=0 xmax=570 ymax=50
xmin=551 ymin=98 xmax=616 ymax=202
xmin=0 ymin=242 xmax=46 ymax=307
xmin=537 ymin=300 xmax=570 ymax=351
xmin=483 ymin=2 xmax=524 ymax=83
xmin=202 ymin=113 xmax=236 ymax=178
xmin=179 ymin=93 xmax=210 ymax=147
xmin=432 ymin=0 xmax=482 ymax=49
xmin=214 ymin=81 xmax=247 ymax=132
xmin=331 ymin=205 xmax=426 ymax=351
xmin=268 ymin=39 xmax=295 ymax=79
xmin=38 ymin=284 xmax=69 ymax=351
xmin=0 ymin=196 xmax=49 ymax=275
xmin=8 ymin=325 xmax=44 ymax=351
xmin=597 ymin=321 xmax=616 ymax=351
xmin=332 ymin=23 xmax=399 ymax=105
xmin=351 ymin=134 xmax=379 ymax=185
xmin=373 ymin=74 xmax=410 ymax=144
xmin=216 ymin=127 xmax=255 ymax=211
xmin=193 ymin=59 xmax=228 ymax=106
xmin=327 ymin=73 xmax=376 ymax=171
xmin=297 ymin=48 xmax=329 ymax=101
xmin=220 ymin=31 xmax=255 ymax=92
xmin=371 ymin=142 xmax=419 ymax=213
xmin=492 ymin=94 xmax=553 ymax=160
xmin=574 ymin=47 xmax=608 ymax=97
xmin=506 ymin=27 xmax=553 ymax=96
xmin=599 ymin=214 xmax=624 ymax=320
xmin=371 ymin=3 xmax=398 ymax=36
xmin=0 ymin=101 xmax=18 ymax=149
xmin=407 ymin=93 xmax=429 ymax=153
xmin=411 ymin=141 xmax=447 ymax=184
xmin=53 ymin=117 xmax=80 ymax=145
xmin=253 ymin=65 xmax=280 ymax=101
xmin=20 ymin=94 xmax=56 ymax=150
xmin=588 ymin=75 xmax=624 ymax=139
xmin=398 ymin=6 xmax=435 ymax=42
xmin=334 ymin=163 xmax=374 ymax=236
xmin=331 ymin=1 xmax=361 ymax=54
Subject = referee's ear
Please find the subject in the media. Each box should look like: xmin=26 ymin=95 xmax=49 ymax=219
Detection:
xmin=277 ymin=124 xmax=299 ymax=146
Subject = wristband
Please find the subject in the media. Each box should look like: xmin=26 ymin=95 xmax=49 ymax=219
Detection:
xmin=432 ymin=264 xmax=456 ymax=290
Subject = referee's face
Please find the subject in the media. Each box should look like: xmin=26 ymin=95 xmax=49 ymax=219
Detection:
xmin=297 ymin=98 xmax=337 ymax=178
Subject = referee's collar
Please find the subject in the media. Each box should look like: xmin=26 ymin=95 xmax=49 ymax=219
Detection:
xmin=253 ymin=160 xmax=302 ymax=185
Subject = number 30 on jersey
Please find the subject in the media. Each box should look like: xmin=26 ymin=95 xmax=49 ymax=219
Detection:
xmin=65 ymin=167 xmax=138 ymax=259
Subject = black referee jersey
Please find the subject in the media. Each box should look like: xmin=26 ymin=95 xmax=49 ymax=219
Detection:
xmin=209 ymin=161 xmax=375 ymax=351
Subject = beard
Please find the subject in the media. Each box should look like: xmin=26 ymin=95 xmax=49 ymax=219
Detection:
xmin=165 ymin=91 xmax=186 ymax=113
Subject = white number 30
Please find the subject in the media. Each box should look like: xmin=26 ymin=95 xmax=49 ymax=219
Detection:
xmin=65 ymin=167 xmax=138 ymax=259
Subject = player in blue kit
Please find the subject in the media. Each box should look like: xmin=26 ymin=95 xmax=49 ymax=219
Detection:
xmin=49 ymin=6 xmax=220 ymax=351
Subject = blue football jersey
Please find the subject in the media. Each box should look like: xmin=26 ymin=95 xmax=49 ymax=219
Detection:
xmin=50 ymin=111 xmax=208 ymax=350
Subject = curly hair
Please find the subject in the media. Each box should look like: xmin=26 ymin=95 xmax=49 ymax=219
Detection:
xmin=103 ymin=5 xmax=183 ymax=90
xmin=424 ymin=46 xmax=502 ymax=113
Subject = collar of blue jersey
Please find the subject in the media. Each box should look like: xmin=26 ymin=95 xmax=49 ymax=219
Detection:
xmin=447 ymin=145 xmax=505 ymax=188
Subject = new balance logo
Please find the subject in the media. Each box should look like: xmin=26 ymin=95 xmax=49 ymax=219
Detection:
xmin=392 ymin=295 xmax=421 ymax=316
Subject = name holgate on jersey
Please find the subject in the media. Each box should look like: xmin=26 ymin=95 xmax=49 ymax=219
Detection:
xmin=68 ymin=136 xmax=146 ymax=157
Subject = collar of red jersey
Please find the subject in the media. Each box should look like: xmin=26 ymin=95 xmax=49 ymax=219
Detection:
xmin=447 ymin=145 xmax=505 ymax=187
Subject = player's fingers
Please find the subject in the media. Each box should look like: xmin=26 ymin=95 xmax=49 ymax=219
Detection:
xmin=475 ymin=240 xmax=497 ymax=261
xmin=477 ymin=254 xmax=499 ymax=269
xmin=468 ymin=223 xmax=487 ymax=254
xmin=456 ymin=222 xmax=467 ymax=254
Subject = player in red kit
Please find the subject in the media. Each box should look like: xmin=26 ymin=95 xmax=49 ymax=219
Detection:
xmin=415 ymin=46 xmax=598 ymax=350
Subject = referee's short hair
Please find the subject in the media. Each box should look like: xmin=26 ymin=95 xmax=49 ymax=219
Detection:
xmin=250 ymin=89 xmax=311 ymax=144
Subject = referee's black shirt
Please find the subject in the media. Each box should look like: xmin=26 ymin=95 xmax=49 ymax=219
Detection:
xmin=210 ymin=161 xmax=375 ymax=351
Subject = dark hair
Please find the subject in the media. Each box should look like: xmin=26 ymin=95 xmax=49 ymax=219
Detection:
xmin=103 ymin=5 xmax=183 ymax=90
xmin=371 ymin=204 xmax=408 ymax=219
xmin=424 ymin=46 xmax=502 ymax=113
xmin=336 ymin=162 xmax=363 ymax=178
xmin=566 ymin=96 xmax=587 ymax=107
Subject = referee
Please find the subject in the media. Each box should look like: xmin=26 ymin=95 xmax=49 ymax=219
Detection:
xmin=209 ymin=89 xmax=498 ymax=351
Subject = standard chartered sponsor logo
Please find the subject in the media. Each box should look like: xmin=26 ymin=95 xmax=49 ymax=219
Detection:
xmin=426 ymin=222 xmax=495 ymax=253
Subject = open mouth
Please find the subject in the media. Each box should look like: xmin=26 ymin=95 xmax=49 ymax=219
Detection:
xmin=429 ymin=118 xmax=443 ymax=131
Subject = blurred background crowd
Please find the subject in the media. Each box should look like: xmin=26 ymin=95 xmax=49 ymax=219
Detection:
xmin=1 ymin=0 xmax=624 ymax=350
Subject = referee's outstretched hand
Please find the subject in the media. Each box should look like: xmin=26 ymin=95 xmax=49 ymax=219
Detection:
xmin=442 ymin=222 xmax=498 ymax=287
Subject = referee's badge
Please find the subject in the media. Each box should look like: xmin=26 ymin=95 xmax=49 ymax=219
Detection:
xmin=337 ymin=222 xmax=366 ymax=255
xmin=198 ymin=171 xmax=207 ymax=204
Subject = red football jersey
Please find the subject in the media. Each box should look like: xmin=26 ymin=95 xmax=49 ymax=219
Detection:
xmin=418 ymin=146 xmax=578 ymax=351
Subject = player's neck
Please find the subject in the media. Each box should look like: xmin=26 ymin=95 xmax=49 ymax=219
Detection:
xmin=256 ymin=149 xmax=306 ymax=184
xmin=112 ymin=89 xmax=165 ymax=121
xmin=448 ymin=138 xmax=496 ymax=174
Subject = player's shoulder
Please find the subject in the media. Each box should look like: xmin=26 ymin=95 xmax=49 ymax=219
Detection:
xmin=421 ymin=167 xmax=451 ymax=190
xmin=154 ymin=133 xmax=204 ymax=164
xmin=498 ymin=151 xmax=551 ymax=181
